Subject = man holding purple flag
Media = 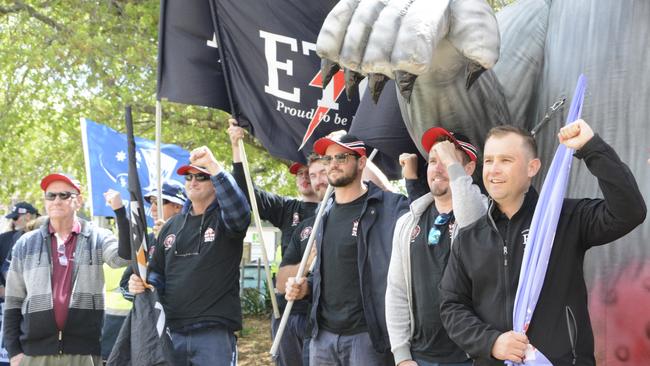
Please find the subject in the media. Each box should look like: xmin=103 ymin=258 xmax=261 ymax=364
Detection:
xmin=440 ymin=121 xmax=646 ymax=365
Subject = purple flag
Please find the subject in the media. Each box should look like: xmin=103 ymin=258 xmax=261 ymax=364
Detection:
xmin=510 ymin=75 xmax=587 ymax=365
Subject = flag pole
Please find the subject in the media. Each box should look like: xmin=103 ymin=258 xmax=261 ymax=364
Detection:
xmin=270 ymin=149 xmax=380 ymax=356
xmin=155 ymin=100 xmax=163 ymax=221
xmin=270 ymin=185 xmax=333 ymax=357
xmin=208 ymin=0 xmax=280 ymax=318
xmin=238 ymin=140 xmax=281 ymax=319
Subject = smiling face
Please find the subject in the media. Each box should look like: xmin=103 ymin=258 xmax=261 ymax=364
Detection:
xmin=426 ymin=143 xmax=469 ymax=198
xmin=184 ymin=168 xmax=215 ymax=205
xmin=483 ymin=132 xmax=540 ymax=211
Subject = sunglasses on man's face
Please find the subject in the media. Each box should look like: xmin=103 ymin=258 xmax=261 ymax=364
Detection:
xmin=44 ymin=191 xmax=78 ymax=201
xmin=320 ymin=152 xmax=359 ymax=166
xmin=184 ymin=173 xmax=211 ymax=182
xmin=148 ymin=197 xmax=171 ymax=206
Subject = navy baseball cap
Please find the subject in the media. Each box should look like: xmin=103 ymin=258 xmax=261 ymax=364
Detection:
xmin=6 ymin=202 xmax=39 ymax=219
xmin=144 ymin=181 xmax=187 ymax=206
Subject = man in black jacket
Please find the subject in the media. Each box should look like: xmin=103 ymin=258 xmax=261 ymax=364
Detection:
xmin=440 ymin=121 xmax=646 ymax=365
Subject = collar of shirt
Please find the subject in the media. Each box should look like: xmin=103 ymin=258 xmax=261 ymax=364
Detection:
xmin=49 ymin=219 xmax=81 ymax=243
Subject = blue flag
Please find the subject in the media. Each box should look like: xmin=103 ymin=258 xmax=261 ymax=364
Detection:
xmin=80 ymin=118 xmax=189 ymax=220
xmin=511 ymin=75 xmax=587 ymax=365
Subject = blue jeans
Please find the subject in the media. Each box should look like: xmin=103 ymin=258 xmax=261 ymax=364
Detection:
xmin=309 ymin=329 xmax=393 ymax=366
xmin=413 ymin=358 xmax=473 ymax=366
xmin=271 ymin=313 xmax=308 ymax=366
xmin=170 ymin=326 xmax=237 ymax=366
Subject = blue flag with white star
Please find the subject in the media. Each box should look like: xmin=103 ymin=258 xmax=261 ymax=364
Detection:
xmin=80 ymin=118 xmax=189 ymax=219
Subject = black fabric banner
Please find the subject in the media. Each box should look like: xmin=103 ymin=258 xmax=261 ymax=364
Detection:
xmin=157 ymin=0 xmax=231 ymax=112
xmin=350 ymin=81 xmax=423 ymax=180
xmin=157 ymin=0 xmax=361 ymax=164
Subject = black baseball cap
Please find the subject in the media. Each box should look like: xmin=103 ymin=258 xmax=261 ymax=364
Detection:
xmin=6 ymin=202 xmax=39 ymax=219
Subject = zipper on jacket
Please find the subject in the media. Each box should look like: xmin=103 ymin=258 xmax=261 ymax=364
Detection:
xmin=503 ymin=245 xmax=508 ymax=267
xmin=58 ymin=330 xmax=63 ymax=354
xmin=565 ymin=306 xmax=578 ymax=365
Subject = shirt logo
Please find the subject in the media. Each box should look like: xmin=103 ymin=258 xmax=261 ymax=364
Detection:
xmin=292 ymin=212 xmax=300 ymax=226
xmin=410 ymin=225 xmax=421 ymax=242
xmin=300 ymin=226 xmax=313 ymax=241
xmin=521 ymin=229 xmax=530 ymax=246
xmin=163 ymin=234 xmax=176 ymax=250
xmin=351 ymin=220 xmax=359 ymax=237
xmin=204 ymin=227 xmax=216 ymax=242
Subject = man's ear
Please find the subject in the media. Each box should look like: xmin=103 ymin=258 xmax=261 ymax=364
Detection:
xmin=464 ymin=160 xmax=476 ymax=176
xmin=528 ymin=158 xmax=542 ymax=178
xmin=357 ymin=155 xmax=367 ymax=172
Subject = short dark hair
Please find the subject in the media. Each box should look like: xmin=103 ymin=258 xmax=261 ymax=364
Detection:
xmin=307 ymin=152 xmax=321 ymax=165
xmin=485 ymin=125 xmax=538 ymax=158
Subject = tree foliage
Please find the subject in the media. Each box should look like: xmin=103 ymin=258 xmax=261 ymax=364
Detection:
xmin=0 ymin=0 xmax=296 ymax=215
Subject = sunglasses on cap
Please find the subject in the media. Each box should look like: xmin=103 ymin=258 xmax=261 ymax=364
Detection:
xmin=428 ymin=213 xmax=452 ymax=246
xmin=320 ymin=152 xmax=359 ymax=166
xmin=184 ymin=173 xmax=211 ymax=182
xmin=44 ymin=191 xmax=78 ymax=201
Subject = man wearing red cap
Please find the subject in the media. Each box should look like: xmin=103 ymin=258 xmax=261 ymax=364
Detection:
xmin=129 ymin=145 xmax=250 ymax=366
xmin=386 ymin=127 xmax=487 ymax=366
xmin=228 ymin=120 xmax=319 ymax=366
xmin=285 ymin=133 xmax=409 ymax=366
xmin=3 ymin=173 xmax=128 ymax=366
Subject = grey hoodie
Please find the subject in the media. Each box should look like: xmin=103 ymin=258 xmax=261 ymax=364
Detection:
xmin=385 ymin=163 xmax=487 ymax=364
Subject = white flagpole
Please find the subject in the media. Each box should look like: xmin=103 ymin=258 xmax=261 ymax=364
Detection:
xmin=155 ymin=101 xmax=163 ymax=221
xmin=238 ymin=139 xmax=281 ymax=319
xmin=269 ymin=184 xmax=333 ymax=357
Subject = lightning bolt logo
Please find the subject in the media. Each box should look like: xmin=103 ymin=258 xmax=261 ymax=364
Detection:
xmin=298 ymin=69 xmax=346 ymax=150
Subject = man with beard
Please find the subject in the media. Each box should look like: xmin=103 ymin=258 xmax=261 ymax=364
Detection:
xmin=270 ymin=156 xmax=328 ymax=366
xmin=285 ymin=133 xmax=409 ymax=366
xmin=440 ymin=122 xmax=646 ymax=365
xmin=228 ymin=120 xmax=319 ymax=366
xmin=386 ymin=127 xmax=486 ymax=366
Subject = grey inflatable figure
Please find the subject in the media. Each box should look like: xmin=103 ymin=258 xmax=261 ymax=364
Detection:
xmin=318 ymin=0 xmax=650 ymax=363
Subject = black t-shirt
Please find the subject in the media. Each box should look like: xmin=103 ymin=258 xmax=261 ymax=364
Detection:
xmin=410 ymin=206 xmax=468 ymax=362
xmin=318 ymin=192 xmax=368 ymax=335
xmin=279 ymin=218 xmax=316 ymax=315
xmin=150 ymin=210 xmax=245 ymax=331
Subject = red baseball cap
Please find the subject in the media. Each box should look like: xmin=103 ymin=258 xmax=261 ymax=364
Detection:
xmin=40 ymin=173 xmax=82 ymax=193
xmin=313 ymin=133 xmax=366 ymax=157
xmin=421 ymin=127 xmax=478 ymax=162
xmin=289 ymin=162 xmax=306 ymax=175
xmin=176 ymin=164 xmax=211 ymax=176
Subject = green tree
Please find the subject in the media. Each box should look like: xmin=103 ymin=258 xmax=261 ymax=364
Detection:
xmin=0 ymin=0 xmax=296 ymax=215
